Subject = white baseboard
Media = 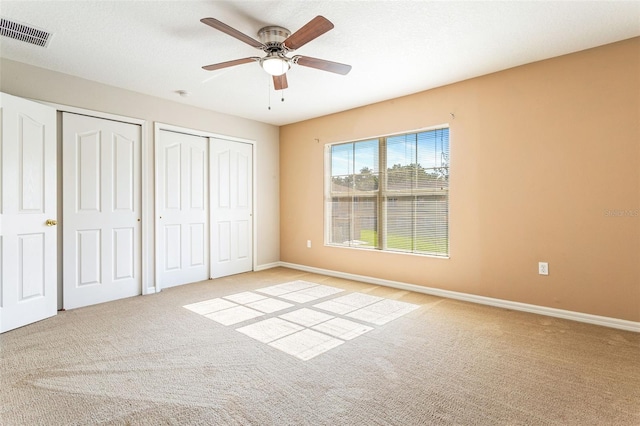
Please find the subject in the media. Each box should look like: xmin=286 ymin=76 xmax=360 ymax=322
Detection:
xmin=269 ymin=262 xmax=639 ymax=333
xmin=254 ymin=262 xmax=282 ymax=272
xmin=143 ymin=286 xmax=157 ymax=295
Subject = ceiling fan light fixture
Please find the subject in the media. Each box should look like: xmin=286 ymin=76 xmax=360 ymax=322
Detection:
xmin=261 ymin=56 xmax=290 ymax=76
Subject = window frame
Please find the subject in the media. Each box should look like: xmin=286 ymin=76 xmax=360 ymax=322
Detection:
xmin=324 ymin=125 xmax=450 ymax=258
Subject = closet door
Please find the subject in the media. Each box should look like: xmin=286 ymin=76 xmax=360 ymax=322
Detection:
xmin=62 ymin=113 xmax=141 ymax=309
xmin=156 ymin=130 xmax=208 ymax=288
xmin=210 ymin=138 xmax=253 ymax=278
xmin=0 ymin=93 xmax=57 ymax=333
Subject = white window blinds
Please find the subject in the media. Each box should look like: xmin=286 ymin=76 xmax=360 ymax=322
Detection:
xmin=326 ymin=127 xmax=449 ymax=257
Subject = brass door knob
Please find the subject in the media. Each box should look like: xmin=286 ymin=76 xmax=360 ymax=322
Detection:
xmin=45 ymin=219 xmax=57 ymax=227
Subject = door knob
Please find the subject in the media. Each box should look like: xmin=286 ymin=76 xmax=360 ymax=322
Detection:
xmin=45 ymin=219 xmax=58 ymax=227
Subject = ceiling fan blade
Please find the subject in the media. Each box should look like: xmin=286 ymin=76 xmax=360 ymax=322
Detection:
xmin=201 ymin=17 xmax=265 ymax=49
xmin=273 ymin=74 xmax=288 ymax=91
xmin=202 ymin=57 xmax=259 ymax=71
xmin=283 ymin=16 xmax=334 ymax=51
xmin=294 ymin=56 xmax=352 ymax=75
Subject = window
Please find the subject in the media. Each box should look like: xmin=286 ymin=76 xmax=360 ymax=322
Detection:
xmin=326 ymin=127 xmax=449 ymax=257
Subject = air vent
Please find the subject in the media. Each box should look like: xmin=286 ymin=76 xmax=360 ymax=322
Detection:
xmin=0 ymin=18 xmax=52 ymax=47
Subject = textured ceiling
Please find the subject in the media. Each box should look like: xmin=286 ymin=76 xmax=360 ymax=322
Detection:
xmin=1 ymin=1 xmax=639 ymax=126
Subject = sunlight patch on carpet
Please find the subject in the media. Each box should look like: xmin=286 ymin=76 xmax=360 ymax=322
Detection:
xmin=183 ymin=281 xmax=419 ymax=360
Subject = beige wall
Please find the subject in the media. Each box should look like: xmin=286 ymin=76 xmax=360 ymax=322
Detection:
xmin=0 ymin=58 xmax=280 ymax=282
xmin=280 ymin=38 xmax=639 ymax=322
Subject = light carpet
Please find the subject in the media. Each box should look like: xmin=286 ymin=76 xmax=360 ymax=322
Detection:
xmin=1 ymin=267 xmax=638 ymax=425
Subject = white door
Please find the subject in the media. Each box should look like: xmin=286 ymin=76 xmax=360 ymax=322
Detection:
xmin=157 ymin=130 xmax=208 ymax=288
xmin=210 ymin=138 xmax=253 ymax=278
xmin=0 ymin=93 xmax=57 ymax=333
xmin=62 ymin=113 xmax=141 ymax=309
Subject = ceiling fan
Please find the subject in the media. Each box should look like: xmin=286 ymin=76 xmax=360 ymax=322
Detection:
xmin=200 ymin=15 xmax=352 ymax=90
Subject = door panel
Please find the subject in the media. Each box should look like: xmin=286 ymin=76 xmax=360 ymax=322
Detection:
xmin=189 ymin=223 xmax=205 ymax=266
xmin=20 ymin=115 xmax=46 ymax=212
xmin=238 ymin=221 xmax=250 ymax=259
xmin=0 ymin=93 xmax=57 ymax=333
xmin=77 ymin=130 xmax=101 ymax=211
xmin=18 ymin=233 xmax=45 ymax=300
xmin=157 ymin=130 xmax=208 ymax=288
xmin=217 ymin=222 xmax=231 ymax=262
xmin=63 ymin=113 xmax=141 ymax=309
xmin=114 ymin=135 xmax=135 ymax=211
xmin=164 ymin=225 xmax=181 ymax=271
xmin=78 ymin=229 xmax=101 ymax=286
xmin=211 ymin=138 xmax=253 ymax=278
xmin=113 ymin=227 xmax=134 ymax=280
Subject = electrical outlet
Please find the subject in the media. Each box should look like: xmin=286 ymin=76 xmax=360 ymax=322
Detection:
xmin=307 ymin=240 xmax=311 ymax=248
xmin=538 ymin=262 xmax=549 ymax=275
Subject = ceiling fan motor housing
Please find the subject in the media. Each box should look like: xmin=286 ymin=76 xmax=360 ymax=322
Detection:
xmin=258 ymin=26 xmax=291 ymax=52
